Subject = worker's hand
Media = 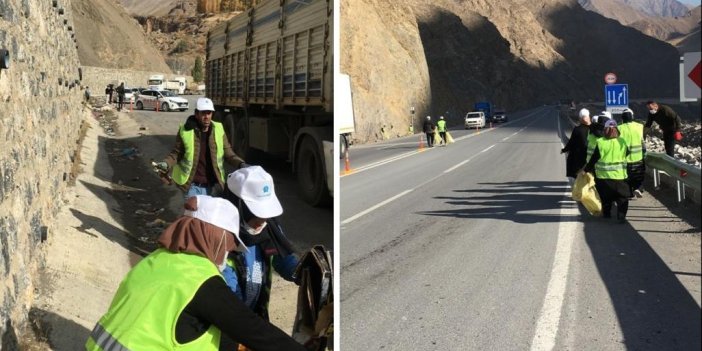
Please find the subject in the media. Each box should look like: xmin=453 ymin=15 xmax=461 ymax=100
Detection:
xmin=674 ymin=131 xmax=683 ymax=141
xmin=154 ymin=161 xmax=168 ymax=171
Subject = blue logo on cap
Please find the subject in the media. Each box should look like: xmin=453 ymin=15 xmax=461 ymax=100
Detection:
xmin=263 ymin=185 xmax=270 ymax=194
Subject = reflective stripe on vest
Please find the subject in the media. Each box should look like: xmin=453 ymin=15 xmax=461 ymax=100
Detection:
xmin=586 ymin=134 xmax=599 ymax=163
xmin=88 ymin=324 xmax=130 ymax=351
xmin=85 ymin=249 xmax=222 ymax=350
xmin=171 ymin=121 xmax=226 ymax=186
xmin=594 ymin=138 xmax=628 ymax=180
xmin=618 ymin=122 xmax=644 ymax=163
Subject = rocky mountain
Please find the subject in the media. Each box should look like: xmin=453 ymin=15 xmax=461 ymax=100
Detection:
xmin=628 ymin=6 xmax=701 ymax=44
xmin=579 ymin=0 xmax=691 ymax=20
xmin=72 ymin=0 xmax=172 ymax=72
xmin=578 ymin=0 xmax=700 ymax=50
xmin=341 ymin=0 xmax=681 ymax=143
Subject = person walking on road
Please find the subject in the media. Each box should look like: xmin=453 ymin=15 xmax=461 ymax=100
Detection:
xmin=86 ymin=195 xmax=308 ymax=351
xmin=423 ymin=116 xmax=435 ymax=148
xmin=220 ymin=166 xmax=302 ymax=349
xmin=115 ymin=82 xmax=126 ymax=111
xmin=583 ymin=119 xmax=630 ymax=223
xmin=437 ymin=116 xmax=447 ymax=146
xmin=156 ymin=97 xmax=246 ymax=199
xmin=561 ymin=108 xmax=591 ymax=179
xmin=105 ymin=84 xmax=113 ymax=105
xmin=84 ymin=86 xmax=91 ymax=103
xmin=586 ymin=114 xmax=609 ymax=163
xmin=644 ymin=101 xmax=683 ymax=157
xmin=618 ymin=108 xmax=646 ymax=198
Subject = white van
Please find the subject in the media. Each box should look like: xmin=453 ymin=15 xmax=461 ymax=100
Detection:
xmin=464 ymin=111 xmax=486 ymax=129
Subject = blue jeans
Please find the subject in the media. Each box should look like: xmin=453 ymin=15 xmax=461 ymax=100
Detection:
xmin=185 ymin=183 xmax=214 ymax=201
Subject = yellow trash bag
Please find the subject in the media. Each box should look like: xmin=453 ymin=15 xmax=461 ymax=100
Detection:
xmin=434 ymin=129 xmax=443 ymax=144
xmin=572 ymin=172 xmax=602 ymax=216
xmin=445 ymin=131 xmax=455 ymax=144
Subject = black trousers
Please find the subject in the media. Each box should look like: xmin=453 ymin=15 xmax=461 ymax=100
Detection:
xmin=663 ymin=131 xmax=676 ymax=157
xmin=425 ymin=132 xmax=434 ymax=147
xmin=439 ymin=131 xmax=446 ymax=144
xmin=627 ymin=161 xmax=645 ymax=193
xmin=595 ymin=178 xmax=630 ymax=219
xmin=118 ymin=96 xmax=124 ymax=110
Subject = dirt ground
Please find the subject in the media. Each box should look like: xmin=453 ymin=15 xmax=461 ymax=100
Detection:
xmin=28 ymin=105 xmax=298 ymax=349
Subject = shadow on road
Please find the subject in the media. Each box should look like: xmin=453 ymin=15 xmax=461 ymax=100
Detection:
xmin=581 ymin=207 xmax=701 ymax=350
xmin=420 ymin=180 xmax=575 ymax=224
xmin=29 ymin=307 xmax=91 ymax=351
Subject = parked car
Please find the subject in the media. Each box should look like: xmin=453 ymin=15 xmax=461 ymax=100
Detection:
xmin=135 ymin=89 xmax=189 ymax=112
xmin=492 ymin=111 xmax=507 ymax=123
xmin=464 ymin=111 xmax=486 ymax=129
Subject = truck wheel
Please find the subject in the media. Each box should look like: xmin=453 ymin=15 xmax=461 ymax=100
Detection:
xmin=297 ymin=136 xmax=330 ymax=206
xmin=136 ymin=101 xmax=143 ymax=110
xmin=339 ymin=134 xmax=348 ymax=159
xmin=161 ymin=102 xmax=170 ymax=112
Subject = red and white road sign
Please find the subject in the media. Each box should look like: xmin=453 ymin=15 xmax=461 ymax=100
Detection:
xmin=604 ymin=72 xmax=617 ymax=84
xmin=683 ymin=52 xmax=701 ymax=99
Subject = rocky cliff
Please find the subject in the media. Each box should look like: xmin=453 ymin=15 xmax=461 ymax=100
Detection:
xmin=341 ymin=0 xmax=681 ymax=143
xmin=72 ymin=0 xmax=172 ymax=72
xmin=0 ymin=0 xmax=87 ymax=345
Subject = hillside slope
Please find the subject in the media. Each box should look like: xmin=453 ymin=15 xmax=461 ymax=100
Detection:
xmin=72 ymin=0 xmax=172 ymax=72
xmin=342 ymin=0 xmax=681 ymax=143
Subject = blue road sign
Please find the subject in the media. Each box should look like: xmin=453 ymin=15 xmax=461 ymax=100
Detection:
xmin=604 ymin=84 xmax=628 ymax=107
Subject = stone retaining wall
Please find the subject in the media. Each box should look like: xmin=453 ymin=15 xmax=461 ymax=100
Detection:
xmin=80 ymin=66 xmax=193 ymax=94
xmin=0 ymin=0 xmax=86 ymax=344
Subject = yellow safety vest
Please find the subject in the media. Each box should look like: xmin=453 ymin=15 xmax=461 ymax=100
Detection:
xmin=594 ymin=138 xmax=628 ymax=180
xmin=586 ymin=133 xmax=600 ymax=163
xmin=86 ymin=249 xmax=222 ymax=351
xmin=437 ymin=120 xmax=447 ymax=132
xmin=618 ymin=122 xmax=644 ymax=163
xmin=172 ymin=121 xmax=226 ymax=186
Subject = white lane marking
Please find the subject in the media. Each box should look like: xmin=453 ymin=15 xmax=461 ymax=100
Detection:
xmin=481 ymin=145 xmax=495 ymax=153
xmin=343 ymin=107 xmax=550 ymax=177
xmin=530 ymin=194 xmax=578 ymax=351
xmin=531 ymin=111 xmax=576 ymax=351
xmin=341 ymin=189 xmax=413 ymax=225
xmin=443 ymin=158 xmax=471 ymax=174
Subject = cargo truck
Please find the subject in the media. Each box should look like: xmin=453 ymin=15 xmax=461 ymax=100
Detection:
xmin=338 ymin=73 xmax=355 ymax=158
xmin=474 ymin=101 xmax=492 ymax=119
xmin=206 ymin=0 xmax=333 ymax=206
xmin=164 ymin=76 xmax=187 ymax=95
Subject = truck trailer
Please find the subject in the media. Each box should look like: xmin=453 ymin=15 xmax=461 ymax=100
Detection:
xmin=206 ymin=0 xmax=333 ymax=206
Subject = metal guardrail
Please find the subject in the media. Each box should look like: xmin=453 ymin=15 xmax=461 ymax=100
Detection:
xmin=645 ymin=152 xmax=701 ymax=202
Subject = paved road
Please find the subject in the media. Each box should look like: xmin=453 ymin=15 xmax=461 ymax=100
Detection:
xmin=123 ymin=95 xmax=333 ymax=252
xmin=340 ymin=106 xmax=701 ymax=350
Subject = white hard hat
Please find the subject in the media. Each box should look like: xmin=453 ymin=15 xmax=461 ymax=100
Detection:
xmin=426 ymin=116 xmax=431 ymax=119
xmin=579 ymin=108 xmax=590 ymax=118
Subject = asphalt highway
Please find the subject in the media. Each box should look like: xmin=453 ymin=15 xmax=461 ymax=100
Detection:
xmin=340 ymin=106 xmax=701 ymax=350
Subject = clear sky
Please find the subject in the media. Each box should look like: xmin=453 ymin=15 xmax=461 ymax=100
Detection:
xmin=679 ymin=0 xmax=701 ymax=6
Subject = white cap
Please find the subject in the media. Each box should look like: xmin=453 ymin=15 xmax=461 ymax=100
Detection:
xmin=196 ymin=97 xmax=215 ymax=112
xmin=439 ymin=116 xmax=444 ymax=119
xmin=227 ymin=166 xmax=283 ymax=218
xmin=426 ymin=115 xmax=431 ymax=119
xmin=184 ymin=195 xmax=247 ymax=253
xmin=592 ymin=115 xmax=599 ymax=124
xmin=578 ymin=108 xmax=590 ymax=118
xmin=601 ymin=111 xmax=612 ymax=118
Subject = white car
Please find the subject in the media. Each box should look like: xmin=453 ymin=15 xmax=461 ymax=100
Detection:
xmin=464 ymin=111 xmax=486 ymax=129
xmin=135 ymin=89 xmax=189 ymax=112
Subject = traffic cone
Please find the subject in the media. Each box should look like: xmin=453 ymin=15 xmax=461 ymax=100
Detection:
xmin=343 ymin=149 xmax=353 ymax=175
xmin=419 ymin=134 xmax=425 ymax=151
